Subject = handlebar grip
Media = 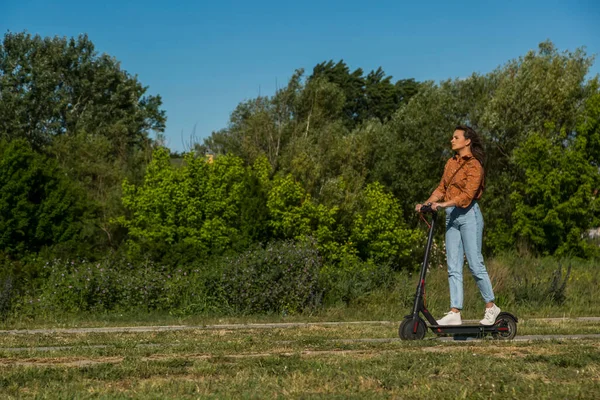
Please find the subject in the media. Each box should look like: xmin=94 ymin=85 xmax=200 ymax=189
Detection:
xmin=419 ymin=203 xmax=436 ymax=214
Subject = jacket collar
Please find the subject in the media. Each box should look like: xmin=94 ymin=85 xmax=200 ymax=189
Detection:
xmin=453 ymin=153 xmax=474 ymax=161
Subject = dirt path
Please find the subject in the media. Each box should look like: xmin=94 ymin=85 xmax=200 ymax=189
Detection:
xmin=1 ymin=317 xmax=598 ymax=335
xmin=1 ymin=335 xmax=599 ymax=367
xmin=1 ymin=333 xmax=599 ymax=354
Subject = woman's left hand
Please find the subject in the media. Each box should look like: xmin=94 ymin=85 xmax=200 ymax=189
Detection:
xmin=431 ymin=202 xmax=445 ymax=211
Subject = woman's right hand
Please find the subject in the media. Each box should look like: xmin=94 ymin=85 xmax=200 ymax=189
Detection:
xmin=415 ymin=204 xmax=422 ymax=212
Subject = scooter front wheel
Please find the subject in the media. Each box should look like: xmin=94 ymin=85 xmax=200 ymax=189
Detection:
xmin=399 ymin=317 xmax=427 ymax=340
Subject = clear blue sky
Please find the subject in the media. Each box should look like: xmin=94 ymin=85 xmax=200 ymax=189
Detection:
xmin=2 ymin=0 xmax=599 ymax=152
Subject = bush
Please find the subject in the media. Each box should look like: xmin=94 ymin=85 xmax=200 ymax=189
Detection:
xmin=17 ymin=258 xmax=197 ymax=315
xmin=15 ymin=240 xmax=323 ymax=317
xmin=218 ymin=240 xmax=322 ymax=314
xmin=11 ymin=239 xmax=406 ymax=318
xmin=0 ymin=276 xmax=14 ymax=320
xmin=319 ymin=253 xmax=393 ymax=306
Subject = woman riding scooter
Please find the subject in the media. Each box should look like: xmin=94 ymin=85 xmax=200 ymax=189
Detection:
xmin=415 ymin=125 xmax=500 ymax=326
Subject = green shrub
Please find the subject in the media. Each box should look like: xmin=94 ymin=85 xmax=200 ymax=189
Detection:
xmin=350 ymin=182 xmax=422 ymax=269
xmin=0 ymin=276 xmax=14 ymax=320
xmin=319 ymin=253 xmax=393 ymax=306
xmin=14 ymin=240 xmax=323 ymax=317
xmin=118 ymin=149 xmax=265 ymax=263
xmin=17 ymin=258 xmax=183 ymax=315
xmin=218 ymin=240 xmax=322 ymax=314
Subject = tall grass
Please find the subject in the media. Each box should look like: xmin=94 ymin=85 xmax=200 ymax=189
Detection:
xmin=335 ymin=252 xmax=600 ymax=321
xmin=1 ymin=250 xmax=598 ymax=328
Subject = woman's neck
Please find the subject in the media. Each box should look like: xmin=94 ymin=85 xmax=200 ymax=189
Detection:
xmin=458 ymin=148 xmax=472 ymax=158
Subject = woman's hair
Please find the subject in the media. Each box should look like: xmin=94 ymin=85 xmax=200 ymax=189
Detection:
xmin=456 ymin=125 xmax=485 ymax=167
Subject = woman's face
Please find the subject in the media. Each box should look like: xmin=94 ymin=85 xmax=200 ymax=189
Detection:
xmin=451 ymin=129 xmax=471 ymax=153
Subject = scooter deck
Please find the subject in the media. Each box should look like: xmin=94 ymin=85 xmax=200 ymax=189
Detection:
xmin=428 ymin=324 xmax=501 ymax=336
xmin=428 ymin=311 xmax=518 ymax=336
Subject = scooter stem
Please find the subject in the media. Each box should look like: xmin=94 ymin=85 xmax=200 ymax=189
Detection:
xmin=412 ymin=211 xmax=437 ymax=317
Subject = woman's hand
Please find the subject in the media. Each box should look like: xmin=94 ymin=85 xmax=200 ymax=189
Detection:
xmin=415 ymin=204 xmax=422 ymax=212
xmin=431 ymin=202 xmax=445 ymax=211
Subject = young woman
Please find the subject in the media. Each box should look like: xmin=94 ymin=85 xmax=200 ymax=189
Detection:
xmin=415 ymin=126 xmax=500 ymax=326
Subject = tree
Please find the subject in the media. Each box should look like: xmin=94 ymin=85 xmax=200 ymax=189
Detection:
xmin=206 ymin=70 xmax=305 ymax=168
xmin=309 ymin=60 xmax=420 ymax=127
xmin=369 ymin=80 xmax=461 ymax=222
xmin=310 ymin=60 xmax=365 ymax=127
xmin=511 ymin=129 xmax=600 ymax=256
xmin=350 ymin=182 xmax=422 ymax=268
xmin=0 ymin=31 xmax=167 ymax=252
xmin=0 ymin=140 xmax=89 ymax=256
xmin=364 ymin=67 xmax=399 ymax=122
xmin=118 ymin=149 xmax=269 ymax=263
xmin=0 ymin=31 xmax=165 ymax=149
xmin=480 ymin=41 xmax=596 ymax=252
xmin=369 ymin=41 xmax=597 ymax=256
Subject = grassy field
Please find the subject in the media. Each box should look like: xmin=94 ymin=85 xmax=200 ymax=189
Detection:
xmin=0 ymin=320 xmax=599 ymax=399
xmin=0 ymin=255 xmax=598 ymax=398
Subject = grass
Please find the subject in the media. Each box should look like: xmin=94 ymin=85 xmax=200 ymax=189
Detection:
xmin=0 ymin=254 xmax=597 ymax=397
xmin=3 ymin=257 xmax=599 ymax=331
xmin=2 ymin=253 xmax=598 ymax=331
xmin=0 ymin=322 xmax=599 ymax=398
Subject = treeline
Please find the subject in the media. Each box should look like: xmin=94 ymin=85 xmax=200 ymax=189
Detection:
xmin=0 ymin=31 xmax=599 ymax=317
xmin=202 ymin=41 xmax=600 ymax=257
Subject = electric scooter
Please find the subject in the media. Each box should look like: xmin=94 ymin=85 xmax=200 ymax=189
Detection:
xmin=399 ymin=204 xmax=518 ymax=340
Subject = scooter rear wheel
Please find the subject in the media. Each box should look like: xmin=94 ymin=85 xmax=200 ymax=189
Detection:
xmin=399 ymin=317 xmax=427 ymax=340
xmin=492 ymin=314 xmax=517 ymax=340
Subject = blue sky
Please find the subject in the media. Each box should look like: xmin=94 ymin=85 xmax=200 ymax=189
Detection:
xmin=2 ymin=0 xmax=599 ymax=152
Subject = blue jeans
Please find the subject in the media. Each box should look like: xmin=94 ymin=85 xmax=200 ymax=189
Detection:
xmin=445 ymin=202 xmax=495 ymax=310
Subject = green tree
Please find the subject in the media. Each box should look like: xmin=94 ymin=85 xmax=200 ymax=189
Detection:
xmin=267 ymin=174 xmax=338 ymax=245
xmin=364 ymin=67 xmax=399 ymax=123
xmin=480 ymin=41 xmax=595 ymax=252
xmin=310 ymin=60 xmax=365 ymax=127
xmin=0 ymin=31 xmax=165 ymax=149
xmin=118 ymin=149 xmax=268 ymax=263
xmin=0 ymin=140 xmax=89 ymax=256
xmin=369 ymin=80 xmax=461 ymax=222
xmin=309 ymin=60 xmax=420 ymax=127
xmin=0 ymin=31 xmax=167 ymax=253
xmin=511 ymin=129 xmax=600 ymax=256
xmin=369 ymin=41 xmax=597 ymax=257
xmin=395 ymin=78 xmax=421 ymax=105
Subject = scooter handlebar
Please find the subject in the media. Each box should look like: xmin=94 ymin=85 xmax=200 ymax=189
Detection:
xmin=418 ymin=203 xmax=436 ymax=214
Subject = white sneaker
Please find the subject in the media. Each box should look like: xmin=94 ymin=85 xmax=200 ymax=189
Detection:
xmin=436 ymin=311 xmax=462 ymax=326
xmin=480 ymin=304 xmax=501 ymax=325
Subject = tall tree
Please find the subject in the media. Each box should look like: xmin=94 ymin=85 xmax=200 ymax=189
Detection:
xmin=0 ymin=31 xmax=167 ymax=252
xmin=364 ymin=67 xmax=396 ymax=122
xmin=0 ymin=31 xmax=165 ymax=149
xmin=310 ymin=60 xmax=365 ymax=127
